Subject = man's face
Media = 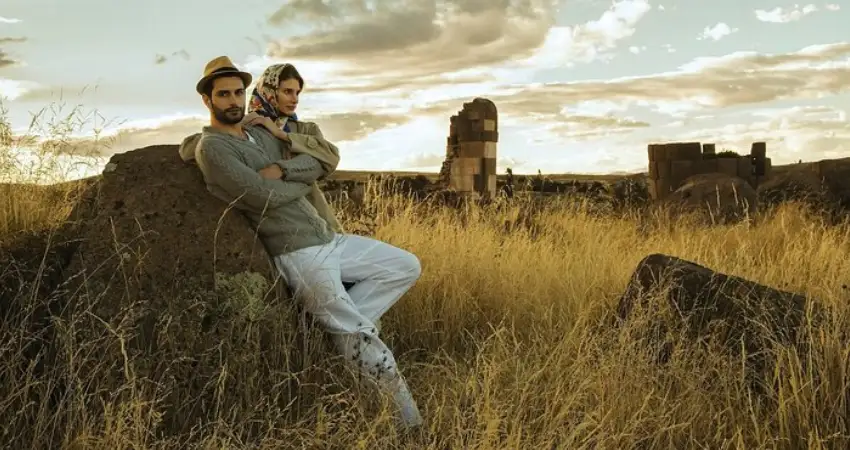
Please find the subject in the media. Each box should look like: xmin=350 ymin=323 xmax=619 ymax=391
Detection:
xmin=205 ymin=76 xmax=246 ymax=124
xmin=276 ymin=78 xmax=301 ymax=116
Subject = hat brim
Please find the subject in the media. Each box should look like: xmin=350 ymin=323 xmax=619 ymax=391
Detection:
xmin=196 ymin=70 xmax=253 ymax=94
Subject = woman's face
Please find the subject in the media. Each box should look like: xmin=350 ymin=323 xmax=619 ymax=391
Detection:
xmin=276 ymin=78 xmax=301 ymax=116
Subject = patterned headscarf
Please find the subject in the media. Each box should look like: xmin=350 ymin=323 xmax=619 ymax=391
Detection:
xmin=248 ymin=63 xmax=299 ymax=132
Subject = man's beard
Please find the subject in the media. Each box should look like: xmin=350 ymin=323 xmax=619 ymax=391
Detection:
xmin=212 ymin=105 xmax=245 ymax=125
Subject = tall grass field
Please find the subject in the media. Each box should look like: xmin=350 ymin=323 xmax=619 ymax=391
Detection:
xmin=2 ymin=104 xmax=850 ymax=449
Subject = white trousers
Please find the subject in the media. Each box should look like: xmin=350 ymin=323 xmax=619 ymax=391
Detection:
xmin=272 ymin=233 xmax=423 ymax=427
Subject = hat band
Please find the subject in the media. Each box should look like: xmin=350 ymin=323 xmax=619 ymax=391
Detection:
xmin=209 ymin=66 xmax=239 ymax=75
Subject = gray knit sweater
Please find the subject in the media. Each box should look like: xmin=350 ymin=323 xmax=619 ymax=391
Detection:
xmin=185 ymin=125 xmax=335 ymax=256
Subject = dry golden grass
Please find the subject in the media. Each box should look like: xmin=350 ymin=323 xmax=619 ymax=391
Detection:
xmin=3 ymin=105 xmax=850 ymax=449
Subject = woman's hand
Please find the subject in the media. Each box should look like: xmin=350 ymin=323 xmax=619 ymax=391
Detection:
xmin=241 ymin=111 xmax=262 ymax=126
xmin=242 ymin=112 xmax=273 ymax=129
xmin=243 ymin=112 xmax=289 ymax=141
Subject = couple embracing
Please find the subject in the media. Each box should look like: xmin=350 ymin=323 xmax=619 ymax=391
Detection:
xmin=178 ymin=56 xmax=424 ymax=430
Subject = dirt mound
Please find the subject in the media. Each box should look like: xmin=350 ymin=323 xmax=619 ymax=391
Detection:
xmin=758 ymin=157 xmax=850 ymax=216
xmin=662 ymin=173 xmax=757 ymax=223
xmin=0 ymin=144 xmax=345 ymax=446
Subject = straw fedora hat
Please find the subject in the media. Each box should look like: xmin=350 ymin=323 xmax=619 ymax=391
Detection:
xmin=196 ymin=56 xmax=253 ymax=94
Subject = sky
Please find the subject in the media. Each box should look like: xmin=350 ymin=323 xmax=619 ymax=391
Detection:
xmin=0 ymin=0 xmax=848 ymax=176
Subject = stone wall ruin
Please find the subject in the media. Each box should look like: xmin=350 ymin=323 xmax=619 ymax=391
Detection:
xmin=437 ymin=98 xmax=498 ymax=198
xmin=647 ymin=141 xmax=772 ymax=200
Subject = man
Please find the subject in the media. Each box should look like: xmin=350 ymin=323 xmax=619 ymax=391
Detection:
xmin=183 ymin=56 xmax=424 ymax=429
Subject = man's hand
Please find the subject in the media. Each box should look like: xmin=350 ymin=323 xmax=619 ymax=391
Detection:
xmin=258 ymin=164 xmax=284 ymax=180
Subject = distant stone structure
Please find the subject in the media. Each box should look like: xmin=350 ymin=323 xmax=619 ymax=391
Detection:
xmin=437 ymin=98 xmax=498 ymax=198
xmin=647 ymin=141 xmax=772 ymax=200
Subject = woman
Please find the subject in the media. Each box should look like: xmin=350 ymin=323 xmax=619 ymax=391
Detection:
xmin=241 ymin=63 xmax=343 ymax=231
xmin=243 ymin=63 xmax=424 ymax=430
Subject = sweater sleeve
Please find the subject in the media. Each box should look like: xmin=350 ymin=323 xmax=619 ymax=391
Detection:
xmin=274 ymin=153 xmax=327 ymax=183
xmin=196 ymin=136 xmax=312 ymax=213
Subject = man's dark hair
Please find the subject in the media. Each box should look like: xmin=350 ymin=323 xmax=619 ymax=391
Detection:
xmin=200 ymin=73 xmax=246 ymax=98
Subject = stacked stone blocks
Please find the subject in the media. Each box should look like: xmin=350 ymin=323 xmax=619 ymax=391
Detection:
xmin=647 ymin=141 xmax=772 ymax=200
xmin=438 ymin=98 xmax=498 ymax=198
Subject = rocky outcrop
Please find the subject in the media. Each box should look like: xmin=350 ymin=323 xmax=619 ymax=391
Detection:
xmin=64 ymin=145 xmax=277 ymax=306
xmin=616 ymin=254 xmax=817 ymax=388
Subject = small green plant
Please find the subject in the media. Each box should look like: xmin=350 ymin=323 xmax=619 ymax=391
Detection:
xmin=215 ymin=271 xmax=272 ymax=322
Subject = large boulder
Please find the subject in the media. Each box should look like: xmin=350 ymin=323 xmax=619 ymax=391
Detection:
xmin=616 ymin=254 xmax=818 ymax=388
xmin=6 ymin=145 xmax=342 ymax=446
xmin=64 ymin=144 xmax=277 ymax=306
xmin=663 ymin=173 xmax=757 ymax=223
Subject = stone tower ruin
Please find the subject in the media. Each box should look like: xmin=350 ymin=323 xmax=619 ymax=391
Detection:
xmin=437 ymin=98 xmax=498 ymax=198
xmin=647 ymin=141 xmax=772 ymax=200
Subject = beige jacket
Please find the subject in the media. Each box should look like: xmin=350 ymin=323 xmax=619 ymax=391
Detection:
xmin=280 ymin=119 xmax=344 ymax=233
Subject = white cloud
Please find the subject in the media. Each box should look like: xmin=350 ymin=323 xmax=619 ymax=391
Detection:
xmin=755 ymin=4 xmax=819 ymax=23
xmin=0 ymin=79 xmax=39 ymax=101
xmin=0 ymin=16 xmax=21 ymax=24
xmin=825 ymin=4 xmax=841 ymax=11
xmin=523 ymin=0 xmax=652 ymax=68
xmin=648 ymin=105 xmax=850 ymax=164
xmin=698 ymin=22 xmax=738 ymax=41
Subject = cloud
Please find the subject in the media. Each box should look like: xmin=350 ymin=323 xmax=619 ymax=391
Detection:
xmin=267 ymin=0 xmax=335 ymax=25
xmin=698 ymin=22 xmax=737 ymax=41
xmin=646 ymin=105 xmax=850 ymax=163
xmin=437 ymin=42 xmax=850 ymax=120
xmin=0 ymin=78 xmax=38 ymax=100
xmin=23 ymin=115 xmax=206 ymax=158
xmin=0 ymin=35 xmax=26 ymax=69
xmin=544 ymin=114 xmax=650 ymax=140
xmin=0 ymin=17 xmax=21 ymax=24
xmin=34 ymin=108 xmax=411 ymax=158
xmin=524 ymin=0 xmax=652 ymax=68
xmin=266 ymin=0 xmax=556 ymax=81
xmin=11 ymin=84 xmax=101 ymax=103
xmin=261 ymin=0 xmax=652 ymax=92
xmin=252 ymin=0 xmax=656 ymax=128
xmin=755 ymin=4 xmax=819 ymax=23
xmin=313 ymin=112 xmax=410 ymax=142
xmin=825 ymin=4 xmax=841 ymax=11
xmin=154 ymin=49 xmax=190 ymax=65
xmin=0 ymin=50 xmax=16 ymax=68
